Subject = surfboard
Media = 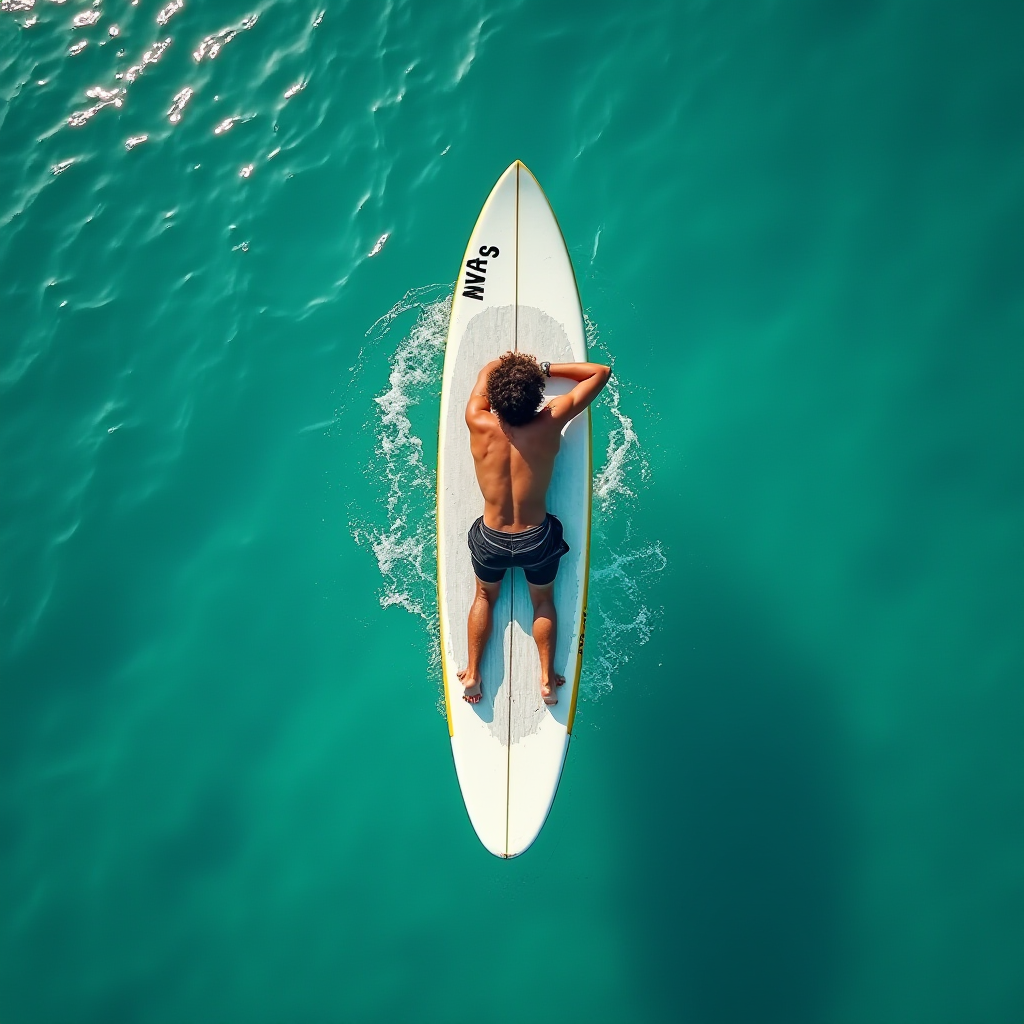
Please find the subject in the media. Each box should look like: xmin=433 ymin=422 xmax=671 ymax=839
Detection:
xmin=437 ymin=161 xmax=591 ymax=858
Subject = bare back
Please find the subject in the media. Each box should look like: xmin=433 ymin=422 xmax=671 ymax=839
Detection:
xmin=465 ymin=358 xmax=611 ymax=533
xmin=468 ymin=410 xmax=562 ymax=531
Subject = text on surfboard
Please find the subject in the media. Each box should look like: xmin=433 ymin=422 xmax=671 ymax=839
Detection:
xmin=462 ymin=246 xmax=500 ymax=300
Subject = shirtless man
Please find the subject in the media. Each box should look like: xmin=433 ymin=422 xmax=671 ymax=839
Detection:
xmin=458 ymin=352 xmax=611 ymax=705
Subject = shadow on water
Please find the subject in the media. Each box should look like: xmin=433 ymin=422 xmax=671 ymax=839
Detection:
xmin=615 ymin=560 xmax=852 ymax=1024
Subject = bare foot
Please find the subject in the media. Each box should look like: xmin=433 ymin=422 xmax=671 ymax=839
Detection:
xmin=541 ymin=673 xmax=565 ymax=706
xmin=458 ymin=667 xmax=482 ymax=704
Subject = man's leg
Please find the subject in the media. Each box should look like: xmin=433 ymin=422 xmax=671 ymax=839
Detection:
xmin=527 ymin=581 xmax=565 ymax=705
xmin=458 ymin=577 xmax=501 ymax=703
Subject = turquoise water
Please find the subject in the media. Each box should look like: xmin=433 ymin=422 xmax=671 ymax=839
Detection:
xmin=2 ymin=0 xmax=1022 ymax=1020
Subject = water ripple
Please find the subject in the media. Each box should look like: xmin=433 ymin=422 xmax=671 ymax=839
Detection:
xmin=192 ymin=13 xmax=257 ymax=63
xmin=67 ymin=84 xmax=124 ymax=127
xmin=154 ymin=0 xmax=182 ymax=28
xmin=71 ymin=9 xmax=99 ymax=28
xmin=118 ymin=37 xmax=171 ymax=84
xmin=166 ymin=85 xmax=191 ymax=123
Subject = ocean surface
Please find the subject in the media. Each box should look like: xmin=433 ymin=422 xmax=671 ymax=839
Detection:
xmin=1 ymin=1 xmax=1021 ymax=1021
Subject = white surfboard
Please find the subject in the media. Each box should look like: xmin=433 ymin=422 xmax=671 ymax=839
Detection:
xmin=437 ymin=161 xmax=591 ymax=858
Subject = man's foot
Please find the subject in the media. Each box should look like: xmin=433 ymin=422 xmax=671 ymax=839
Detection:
xmin=541 ymin=673 xmax=565 ymax=705
xmin=458 ymin=667 xmax=482 ymax=704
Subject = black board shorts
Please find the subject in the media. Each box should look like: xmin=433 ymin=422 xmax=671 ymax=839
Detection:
xmin=467 ymin=514 xmax=570 ymax=587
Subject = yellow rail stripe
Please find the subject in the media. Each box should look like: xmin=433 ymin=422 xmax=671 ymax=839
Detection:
xmin=566 ymin=408 xmax=591 ymax=735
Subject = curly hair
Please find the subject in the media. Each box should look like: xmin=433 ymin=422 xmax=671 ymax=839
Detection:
xmin=486 ymin=352 xmax=545 ymax=426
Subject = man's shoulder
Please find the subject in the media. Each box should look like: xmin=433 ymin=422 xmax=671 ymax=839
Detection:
xmin=466 ymin=407 xmax=497 ymax=429
xmin=466 ymin=409 xmax=501 ymax=443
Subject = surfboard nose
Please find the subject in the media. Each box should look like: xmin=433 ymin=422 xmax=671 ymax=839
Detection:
xmin=493 ymin=160 xmax=522 ymax=189
xmin=505 ymin=159 xmax=533 ymax=177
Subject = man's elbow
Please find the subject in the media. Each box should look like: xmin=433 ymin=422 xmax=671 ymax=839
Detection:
xmin=599 ymin=364 xmax=612 ymax=385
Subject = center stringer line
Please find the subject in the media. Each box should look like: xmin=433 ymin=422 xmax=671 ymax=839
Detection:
xmin=504 ymin=162 xmax=521 ymax=857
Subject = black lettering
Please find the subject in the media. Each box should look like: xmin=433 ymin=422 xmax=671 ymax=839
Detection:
xmin=465 ymin=258 xmax=488 ymax=272
xmin=463 ymin=271 xmax=485 ymax=285
xmin=478 ymin=245 xmax=499 ymax=258
xmin=462 ymin=284 xmax=485 ymax=300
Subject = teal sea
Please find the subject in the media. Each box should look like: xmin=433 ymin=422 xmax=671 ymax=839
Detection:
xmin=2 ymin=0 xmax=1022 ymax=1020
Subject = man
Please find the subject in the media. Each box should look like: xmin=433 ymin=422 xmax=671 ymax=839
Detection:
xmin=458 ymin=352 xmax=611 ymax=705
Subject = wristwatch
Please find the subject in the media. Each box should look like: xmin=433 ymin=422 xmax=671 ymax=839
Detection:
xmin=540 ymin=361 xmax=551 ymax=377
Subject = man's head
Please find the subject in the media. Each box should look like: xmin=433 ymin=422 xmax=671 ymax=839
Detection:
xmin=486 ymin=352 xmax=545 ymax=426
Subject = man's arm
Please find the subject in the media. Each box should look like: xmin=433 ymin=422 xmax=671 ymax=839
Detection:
xmin=546 ymin=362 xmax=611 ymax=423
xmin=465 ymin=358 xmax=500 ymax=426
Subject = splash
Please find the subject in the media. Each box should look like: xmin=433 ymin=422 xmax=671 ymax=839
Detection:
xmin=587 ymin=311 xmax=649 ymax=506
xmin=347 ymin=292 xmax=664 ymax=703
xmin=369 ymin=287 xmax=450 ymax=521
xmin=581 ymin=311 xmax=663 ymax=697
xmin=347 ymin=285 xmax=451 ymax=680
xmin=594 ymin=369 xmax=649 ymax=511
xmin=587 ymin=537 xmax=666 ymax=695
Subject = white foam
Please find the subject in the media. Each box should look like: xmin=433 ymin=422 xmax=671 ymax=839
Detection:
xmin=594 ymin=371 xmax=649 ymax=510
xmin=348 ymin=286 xmax=451 ymax=679
xmin=580 ymin=311 xmax=663 ymax=697
xmin=587 ymin=539 xmax=666 ymax=695
xmin=587 ymin=311 xmax=650 ymax=511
